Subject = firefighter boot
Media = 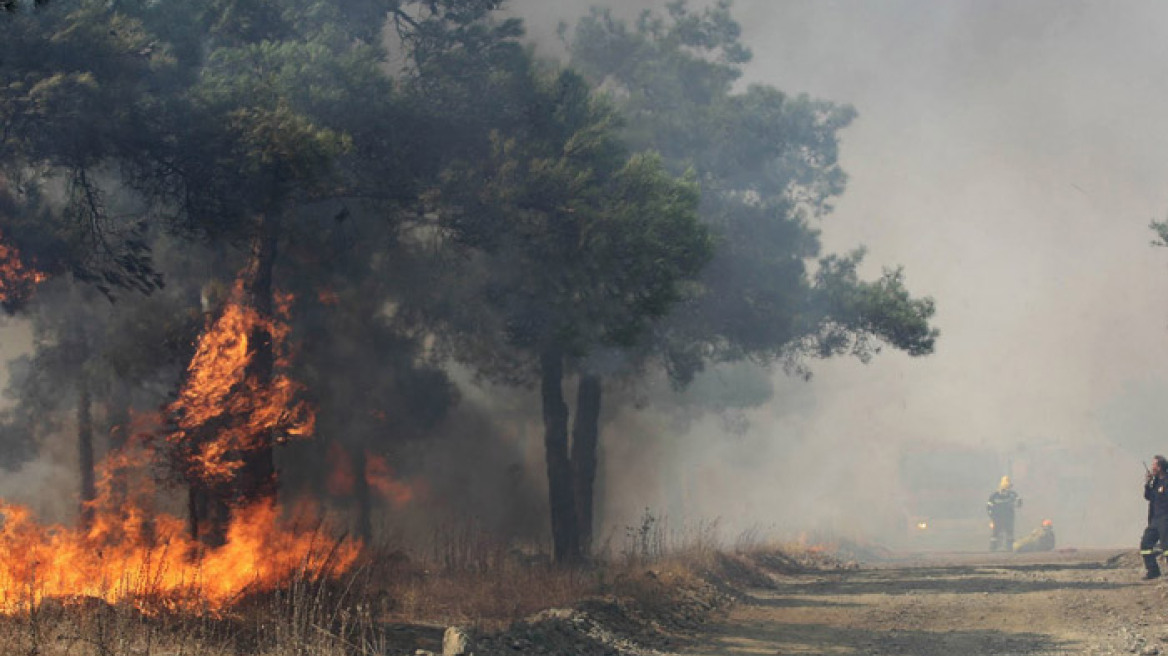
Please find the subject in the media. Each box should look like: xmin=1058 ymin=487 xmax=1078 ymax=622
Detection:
xmin=1142 ymin=552 xmax=1161 ymax=580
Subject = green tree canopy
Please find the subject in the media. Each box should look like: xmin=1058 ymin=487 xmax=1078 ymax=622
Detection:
xmin=567 ymin=0 xmax=937 ymax=385
xmin=0 ymin=0 xmax=169 ymax=297
xmin=430 ymin=68 xmax=712 ymax=561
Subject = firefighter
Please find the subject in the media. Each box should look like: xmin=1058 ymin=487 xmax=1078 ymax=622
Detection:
xmin=1014 ymin=519 xmax=1055 ymax=553
xmin=1140 ymin=455 xmax=1168 ymax=579
xmin=987 ymin=475 xmax=1022 ymax=551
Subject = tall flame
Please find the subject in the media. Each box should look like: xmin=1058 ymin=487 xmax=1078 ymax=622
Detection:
xmin=0 ymin=272 xmax=359 ymax=616
xmin=167 ymin=279 xmax=313 ymax=484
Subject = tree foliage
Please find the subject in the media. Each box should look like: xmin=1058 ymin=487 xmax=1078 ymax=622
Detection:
xmin=567 ymin=0 xmax=937 ymax=385
xmin=427 ymin=66 xmax=711 ymax=560
xmin=0 ymin=0 xmax=168 ymax=297
xmin=0 ymin=0 xmax=940 ymax=563
xmin=437 ymin=70 xmax=710 ymax=364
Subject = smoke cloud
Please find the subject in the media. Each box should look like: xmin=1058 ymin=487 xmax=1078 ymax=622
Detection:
xmin=507 ymin=0 xmax=1168 ymax=549
xmin=4 ymin=0 xmax=1167 ymax=556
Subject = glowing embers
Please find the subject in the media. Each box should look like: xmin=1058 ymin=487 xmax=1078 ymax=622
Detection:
xmin=0 ymin=229 xmax=46 ymax=308
xmin=167 ymin=279 xmax=314 ymax=485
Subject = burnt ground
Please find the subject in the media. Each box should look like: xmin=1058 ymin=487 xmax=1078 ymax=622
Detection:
xmin=684 ymin=548 xmax=1168 ymax=656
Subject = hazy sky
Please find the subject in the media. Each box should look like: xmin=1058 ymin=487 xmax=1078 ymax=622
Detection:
xmin=509 ymin=0 xmax=1168 ymax=547
xmin=729 ymin=1 xmax=1168 ymax=452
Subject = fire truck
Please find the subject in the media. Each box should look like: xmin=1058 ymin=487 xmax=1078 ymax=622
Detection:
xmin=892 ymin=443 xmax=1005 ymax=550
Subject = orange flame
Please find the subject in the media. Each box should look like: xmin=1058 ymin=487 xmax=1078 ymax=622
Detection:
xmin=0 ymin=229 xmax=46 ymax=306
xmin=167 ymin=278 xmax=313 ymax=484
xmin=0 ymin=439 xmax=359 ymax=615
xmin=326 ymin=443 xmax=417 ymax=509
xmin=0 ymin=271 xmax=362 ymax=616
xmin=366 ymin=453 xmax=416 ymax=509
xmin=795 ymin=531 xmax=837 ymax=554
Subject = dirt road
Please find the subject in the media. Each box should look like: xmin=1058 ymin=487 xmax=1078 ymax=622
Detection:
xmin=686 ymin=549 xmax=1168 ymax=656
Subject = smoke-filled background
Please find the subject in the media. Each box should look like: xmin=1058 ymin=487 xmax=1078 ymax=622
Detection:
xmin=503 ymin=0 xmax=1168 ymax=549
xmin=3 ymin=0 xmax=1167 ymax=554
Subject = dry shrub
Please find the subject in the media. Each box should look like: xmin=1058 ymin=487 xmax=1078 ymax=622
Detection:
xmin=614 ymin=508 xmax=722 ymax=567
xmin=0 ymin=600 xmax=238 ymax=656
xmin=384 ymin=565 xmax=594 ymax=630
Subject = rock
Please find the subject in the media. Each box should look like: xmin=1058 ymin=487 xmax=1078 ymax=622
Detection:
xmin=443 ymin=626 xmax=472 ymax=656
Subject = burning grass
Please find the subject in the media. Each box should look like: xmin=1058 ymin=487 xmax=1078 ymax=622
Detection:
xmin=0 ymin=537 xmax=585 ymax=655
xmin=0 ymin=425 xmax=360 ymax=617
xmin=0 ymin=497 xmax=361 ymax=617
xmin=0 ymin=561 xmax=385 ymax=656
xmin=0 ymin=257 xmax=853 ymax=653
xmin=0 ymin=266 xmax=360 ymax=627
xmin=0 ymin=512 xmax=855 ymax=656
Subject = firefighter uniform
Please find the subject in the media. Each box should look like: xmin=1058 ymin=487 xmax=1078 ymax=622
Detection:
xmin=987 ymin=476 xmax=1021 ymax=552
xmin=1013 ymin=520 xmax=1055 ymax=553
xmin=1140 ymin=474 xmax=1168 ymax=578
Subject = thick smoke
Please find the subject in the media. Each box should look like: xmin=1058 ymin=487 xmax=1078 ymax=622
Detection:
xmin=3 ymin=0 xmax=1168 ymax=556
xmin=505 ymin=0 xmax=1168 ymax=550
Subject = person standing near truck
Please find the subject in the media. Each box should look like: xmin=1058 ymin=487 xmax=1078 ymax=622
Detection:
xmin=987 ymin=476 xmax=1022 ymax=551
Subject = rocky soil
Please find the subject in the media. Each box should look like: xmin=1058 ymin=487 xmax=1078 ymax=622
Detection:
xmin=412 ymin=547 xmax=1168 ymax=656
xmin=417 ymin=548 xmax=859 ymax=656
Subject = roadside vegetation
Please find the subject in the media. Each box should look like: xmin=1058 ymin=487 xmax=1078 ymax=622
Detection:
xmin=0 ymin=517 xmax=849 ymax=655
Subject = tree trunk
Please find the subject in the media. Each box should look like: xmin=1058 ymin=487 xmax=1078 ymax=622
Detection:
xmin=541 ymin=347 xmax=579 ymax=563
xmin=187 ymin=486 xmax=201 ymax=543
xmin=77 ymin=376 xmax=95 ymax=530
xmin=106 ymin=385 xmax=131 ymax=513
xmin=239 ymin=210 xmax=281 ymax=505
xmin=106 ymin=387 xmax=130 ymax=452
xmin=353 ymin=447 xmax=373 ymax=544
xmin=105 ymin=385 xmax=157 ymax=544
xmin=187 ymin=486 xmax=229 ymax=548
xmin=571 ymin=374 xmax=601 ymax=556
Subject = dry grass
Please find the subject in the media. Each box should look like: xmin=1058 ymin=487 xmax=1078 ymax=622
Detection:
xmin=384 ymin=566 xmax=595 ymax=630
xmin=0 ymin=513 xmax=827 ymax=655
